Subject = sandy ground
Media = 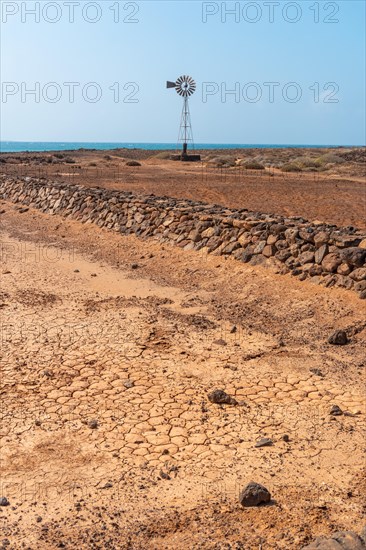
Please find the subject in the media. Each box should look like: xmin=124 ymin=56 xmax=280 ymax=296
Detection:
xmin=0 ymin=198 xmax=365 ymax=549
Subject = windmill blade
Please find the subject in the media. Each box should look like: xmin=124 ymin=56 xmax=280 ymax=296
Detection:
xmin=166 ymin=81 xmax=176 ymax=89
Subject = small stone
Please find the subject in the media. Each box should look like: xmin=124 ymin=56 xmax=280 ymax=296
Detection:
xmin=310 ymin=368 xmax=323 ymax=377
xmin=337 ymin=263 xmax=351 ymax=276
xmin=131 ymin=263 xmax=139 ymax=269
xmin=350 ymin=268 xmax=366 ymax=282
xmin=314 ymin=231 xmax=330 ymax=246
xmin=213 ymin=338 xmax=227 ymax=346
xmin=328 ymin=330 xmax=348 ymax=345
xmin=262 ymin=244 xmax=276 ymax=258
xmin=123 ymin=379 xmax=134 ymax=389
xmin=239 ymin=482 xmax=271 ymax=507
xmin=340 ymin=247 xmax=366 ymax=267
xmin=282 ymin=434 xmax=290 ymax=442
xmin=330 ymin=405 xmax=343 ymax=416
xmin=255 ymin=437 xmax=273 ymax=448
xmin=207 ymin=389 xmax=238 ymax=405
xmin=74 ymin=269 xmax=80 ymax=273
xmin=299 ymin=251 xmax=315 ymax=264
xmin=322 ymin=253 xmax=342 ymax=273
xmin=355 ymin=281 xmax=366 ymax=292
xmin=90 ymin=273 xmax=97 ymax=277
xmin=302 ymin=530 xmax=366 ymax=549
xmin=0 ymin=497 xmax=9 ymax=507
xmin=88 ymin=419 xmax=99 ymax=429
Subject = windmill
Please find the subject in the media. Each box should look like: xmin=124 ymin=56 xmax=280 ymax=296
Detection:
xmin=166 ymin=75 xmax=201 ymax=161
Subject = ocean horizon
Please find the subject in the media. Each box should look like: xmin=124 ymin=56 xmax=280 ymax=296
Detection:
xmin=0 ymin=142 xmax=361 ymax=154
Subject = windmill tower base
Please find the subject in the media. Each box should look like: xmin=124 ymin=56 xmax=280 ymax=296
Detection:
xmin=180 ymin=143 xmax=200 ymax=161
xmin=170 ymin=152 xmax=201 ymax=162
xmin=181 ymin=153 xmax=201 ymax=162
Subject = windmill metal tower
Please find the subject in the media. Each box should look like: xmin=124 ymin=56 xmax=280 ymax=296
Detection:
xmin=166 ymin=75 xmax=201 ymax=161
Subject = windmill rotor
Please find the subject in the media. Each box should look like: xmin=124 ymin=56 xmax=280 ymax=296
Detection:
xmin=166 ymin=75 xmax=196 ymax=97
xmin=175 ymin=75 xmax=196 ymax=97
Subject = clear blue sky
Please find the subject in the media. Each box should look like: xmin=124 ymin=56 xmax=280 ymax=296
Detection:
xmin=1 ymin=0 xmax=365 ymax=145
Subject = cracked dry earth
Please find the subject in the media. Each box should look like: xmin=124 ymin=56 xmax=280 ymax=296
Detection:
xmin=0 ymin=201 xmax=365 ymax=549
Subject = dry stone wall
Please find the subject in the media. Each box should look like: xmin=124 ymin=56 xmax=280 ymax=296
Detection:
xmin=1 ymin=175 xmax=366 ymax=298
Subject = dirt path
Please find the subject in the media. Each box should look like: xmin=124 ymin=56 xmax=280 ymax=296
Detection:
xmin=0 ymin=201 xmax=365 ymax=549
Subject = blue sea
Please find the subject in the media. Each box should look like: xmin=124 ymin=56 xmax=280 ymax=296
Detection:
xmin=0 ymin=142 xmax=350 ymax=153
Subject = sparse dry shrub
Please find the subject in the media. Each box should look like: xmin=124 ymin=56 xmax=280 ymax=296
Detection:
xmin=208 ymin=156 xmax=236 ymax=167
xmin=316 ymin=153 xmax=345 ymax=165
xmin=242 ymin=160 xmax=265 ymax=170
xmin=281 ymin=162 xmax=303 ymax=172
xmin=294 ymin=157 xmax=322 ymax=168
xmin=151 ymin=152 xmax=174 ymax=160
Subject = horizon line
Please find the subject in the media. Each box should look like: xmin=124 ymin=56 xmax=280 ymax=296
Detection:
xmin=1 ymin=141 xmax=365 ymax=147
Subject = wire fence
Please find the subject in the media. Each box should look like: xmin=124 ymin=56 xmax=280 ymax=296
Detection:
xmin=0 ymin=163 xmax=137 ymax=185
xmin=0 ymin=161 xmax=332 ymax=188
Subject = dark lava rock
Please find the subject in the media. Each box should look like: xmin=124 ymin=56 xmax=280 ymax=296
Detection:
xmin=239 ymin=482 xmax=271 ymax=507
xmin=301 ymin=530 xmax=366 ymax=549
xmin=213 ymin=338 xmax=227 ymax=346
xmin=282 ymin=434 xmax=290 ymax=442
xmin=310 ymin=368 xmax=324 ymax=377
xmin=330 ymin=405 xmax=343 ymax=416
xmin=328 ymin=330 xmax=349 ymax=345
xmin=255 ymin=437 xmax=273 ymax=448
xmin=208 ymin=389 xmax=238 ymax=405
xmin=340 ymin=247 xmax=366 ymax=268
xmin=0 ymin=497 xmax=9 ymax=507
xmin=131 ymin=263 xmax=139 ymax=269
xmin=88 ymin=419 xmax=99 ymax=429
